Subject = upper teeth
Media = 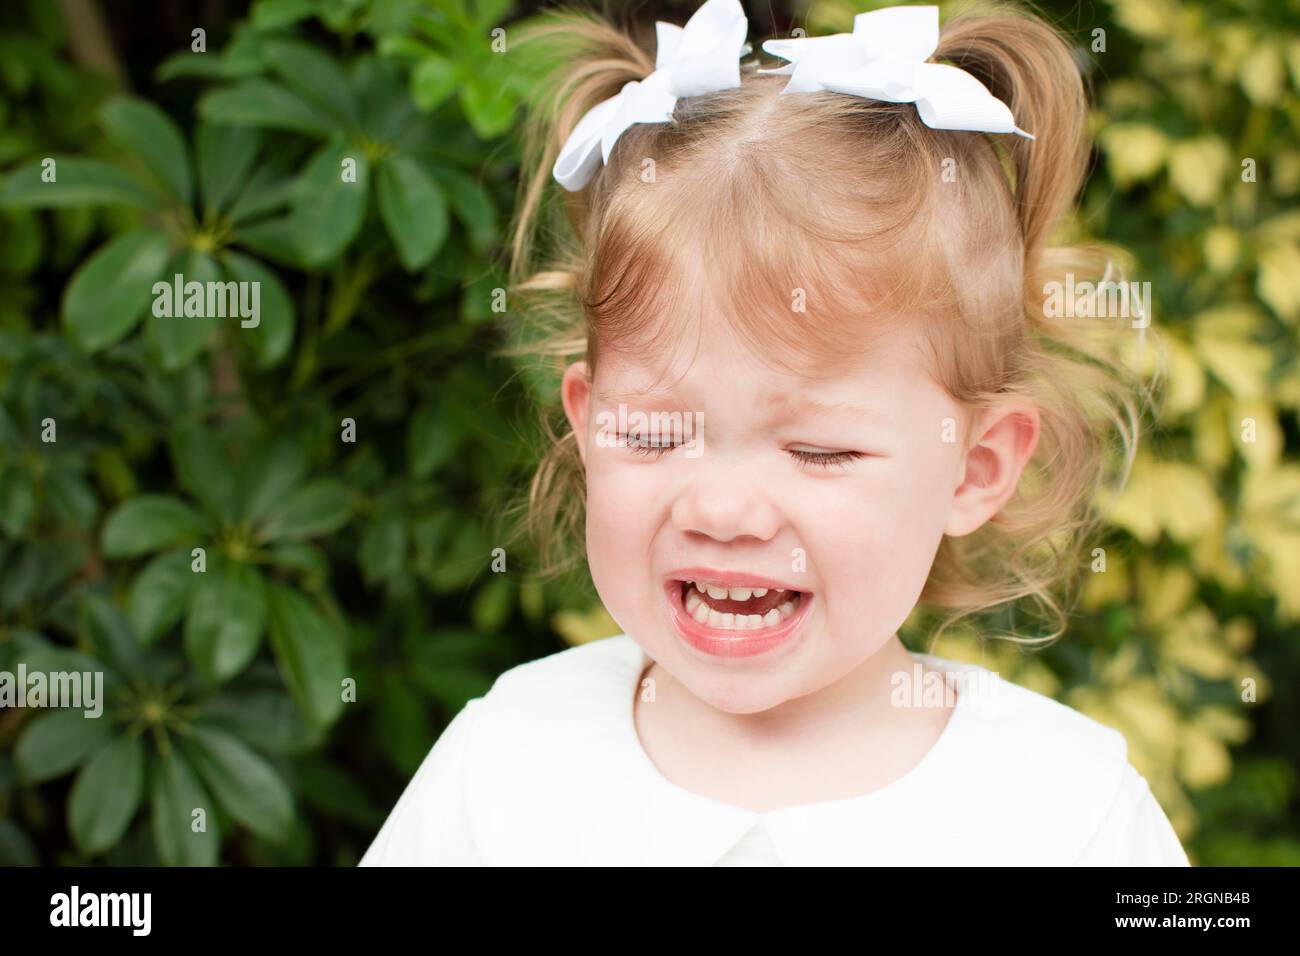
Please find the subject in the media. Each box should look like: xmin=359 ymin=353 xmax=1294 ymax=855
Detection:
xmin=695 ymin=582 xmax=769 ymax=601
xmin=684 ymin=585 xmax=798 ymax=630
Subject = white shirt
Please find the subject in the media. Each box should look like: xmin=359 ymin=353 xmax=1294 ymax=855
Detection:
xmin=359 ymin=634 xmax=1190 ymax=866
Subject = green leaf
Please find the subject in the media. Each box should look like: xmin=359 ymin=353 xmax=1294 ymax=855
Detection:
xmin=196 ymin=123 xmax=261 ymax=214
xmin=182 ymin=726 xmax=293 ymax=842
xmin=156 ymin=51 xmax=234 ymax=82
xmin=413 ymin=663 xmax=492 ymax=712
xmin=82 ymin=592 xmax=147 ymax=678
xmin=429 ymin=166 xmax=497 ymax=254
xmin=266 ymin=582 xmax=346 ymax=729
xmin=150 ymin=750 xmax=219 ymax=866
xmin=196 ymin=689 xmax=318 ymax=754
xmin=251 ymin=0 xmax=316 ymax=30
xmin=376 ymin=155 xmax=449 ymax=270
xmin=0 ymin=207 xmax=43 ymax=275
xmin=128 ymin=549 xmax=194 ymax=644
xmin=408 ymin=399 xmax=455 ymax=478
xmin=63 ymin=230 xmax=173 ymax=352
xmin=264 ymin=541 xmax=329 ymax=587
xmin=0 ymin=469 xmax=36 ymax=537
xmin=184 ymin=555 xmax=267 ymax=682
xmin=377 ymin=36 xmax=437 ymax=63
xmin=68 ymin=735 xmax=145 ymax=856
xmin=430 ymin=519 xmax=487 ymax=592
xmin=263 ymin=39 xmax=358 ymax=126
xmin=238 ymin=435 xmax=307 ymax=525
xmin=290 ymin=143 xmax=368 ymax=266
xmin=472 ymin=0 xmax=516 ymax=30
xmin=472 ymin=573 xmax=513 ymax=632
xmin=0 ymin=157 xmax=160 ymax=209
xmin=145 ymin=249 xmax=221 ymax=371
xmin=226 ymin=163 xmax=296 ymax=225
xmin=0 ymin=406 xmax=18 ymax=447
xmin=359 ymin=511 xmax=407 ymax=585
xmin=256 ymin=478 xmax=351 ymax=542
xmin=46 ymin=470 xmax=99 ymax=531
xmin=199 ymin=79 xmax=337 ymax=137
xmin=460 ymin=71 xmax=516 ymax=139
xmin=216 ymin=28 xmax=281 ymax=78
xmin=6 ymin=633 xmax=107 ymax=687
xmin=3 ymin=542 xmax=90 ymax=614
xmin=101 ymin=494 xmax=214 ymax=559
xmin=223 ymin=250 xmax=295 ymax=367
xmin=169 ymin=420 xmax=239 ymax=524
xmin=0 ymin=820 xmax=38 ymax=866
xmin=101 ymin=97 xmax=193 ymax=207
xmin=410 ymin=55 xmax=458 ymax=112
xmin=352 ymin=55 xmax=414 ymax=142
xmin=15 ymin=709 xmax=114 ymax=785
xmin=317 ymin=0 xmax=360 ymax=30
xmin=376 ymin=673 xmax=431 ymax=774
xmin=229 ymin=215 xmax=302 ymax=267
xmin=294 ymin=759 xmax=383 ymax=828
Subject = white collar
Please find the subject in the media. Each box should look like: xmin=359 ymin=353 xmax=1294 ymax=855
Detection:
xmin=462 ymin=635 xmax=1127 ymax=865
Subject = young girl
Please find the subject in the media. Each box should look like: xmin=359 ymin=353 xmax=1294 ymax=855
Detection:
xmin=361 ymin=0 xmax=1189 ymax=866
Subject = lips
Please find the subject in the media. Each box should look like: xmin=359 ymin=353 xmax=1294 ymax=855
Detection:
xmin=665 ymin=568 xmax=805 ymax=592
xmin=662 ymin=567 xmax=812 ymax=658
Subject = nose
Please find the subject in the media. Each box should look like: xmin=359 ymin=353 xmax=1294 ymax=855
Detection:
xmin=669 ymin=458 xmax=783 ymax=544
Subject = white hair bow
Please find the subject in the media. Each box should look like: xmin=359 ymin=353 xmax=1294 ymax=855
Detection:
xmin=758 ymin=5 xmax=1034 ymax=139
xmin=552 ymin=0 xmax=751 ymax=192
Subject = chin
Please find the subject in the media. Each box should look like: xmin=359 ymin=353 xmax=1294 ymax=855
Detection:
xmin=685 ymin=678 xmax=805 ymax=715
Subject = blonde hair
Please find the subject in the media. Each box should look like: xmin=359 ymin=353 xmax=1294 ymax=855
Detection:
xmin=503 ymin=1 xmax=1151 ymax=646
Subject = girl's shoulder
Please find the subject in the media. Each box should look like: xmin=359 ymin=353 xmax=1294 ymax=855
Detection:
xmin=914 ymin=650 xmax=1130 ymax=759
xmin=911 ymin=649 xmax=1134 ymax=800
xmin=902 ymin=651 xmax=1189 ymax=862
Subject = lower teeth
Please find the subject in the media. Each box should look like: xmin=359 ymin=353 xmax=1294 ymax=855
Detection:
xmin=682 ymin=586 xmax=799 ymax=630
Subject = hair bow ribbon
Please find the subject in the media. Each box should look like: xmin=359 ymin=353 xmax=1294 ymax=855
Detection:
xmin=552 ymin=0 xmax=751 ymax=191
xmin=758 ymin=5 xmax=1033 ymax=138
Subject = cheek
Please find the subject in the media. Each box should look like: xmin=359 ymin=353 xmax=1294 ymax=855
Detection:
xmin=810 ymin=445 xmax=959 ymax=619
xmin=584 ymin=453 xmax=663 ymax=544
xmin=582 ymin=455 xmax=666 ymax=623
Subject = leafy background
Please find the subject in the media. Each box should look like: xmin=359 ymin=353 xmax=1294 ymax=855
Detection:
xmin=0 ymin=0 xmax=1295 ymax=865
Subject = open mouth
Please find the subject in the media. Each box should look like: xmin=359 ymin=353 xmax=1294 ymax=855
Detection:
xmin=664 ymin=573 xmax=812 ymax=658
xmin=677 ymin=580 xmax=804 ymax=630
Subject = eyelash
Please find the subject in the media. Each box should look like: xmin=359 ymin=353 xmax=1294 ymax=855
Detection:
xmin=787 ymin=449 xmax=866 ymax=469
xmin=621 ymin=435 xmax=678 ymax=457
xmin=618 ymin=435 xmax=865 ymax=468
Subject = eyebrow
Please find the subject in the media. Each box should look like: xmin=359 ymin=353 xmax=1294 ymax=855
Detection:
xmin=764 ymin=393 xmax=886 ymax=422
xmin=595 ymin=387 xmax=674 ymax=404
xmin=596 ymin=388 xmax=887 ymax=428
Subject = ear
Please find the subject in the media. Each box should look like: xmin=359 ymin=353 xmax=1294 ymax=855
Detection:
xmin=944 ymin=403 xmax=1041 ymax=537
xmin=560 ymin=361 xmax=592 ymax=466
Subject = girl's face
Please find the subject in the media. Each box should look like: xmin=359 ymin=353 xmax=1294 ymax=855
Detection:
xmin=561 ymin=314 xmax=1035 ymax=715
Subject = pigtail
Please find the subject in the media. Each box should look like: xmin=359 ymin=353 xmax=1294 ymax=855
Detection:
xmin=509 ymin=7 xmax=655 ymax=291
xmin=935 ymin=11 xmax=1088 ymax=292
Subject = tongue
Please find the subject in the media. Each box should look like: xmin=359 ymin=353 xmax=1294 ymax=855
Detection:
xmin=692 ymin=586 xmax=792 ymax=615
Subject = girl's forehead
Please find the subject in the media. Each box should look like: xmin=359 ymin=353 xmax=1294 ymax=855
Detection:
xmin=585 ymin=201 xmax=930 ymax=377
xmin=594 ymin=317 xmax=929 ymax=405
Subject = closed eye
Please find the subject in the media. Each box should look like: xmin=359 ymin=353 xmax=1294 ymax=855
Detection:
xmin=616 ymin=436 xmax=866 ymax=465
xmin=620 ymin=433 xmax=678 ymax=457
xmin=787 ymin=448 xmax=867 ymax=468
